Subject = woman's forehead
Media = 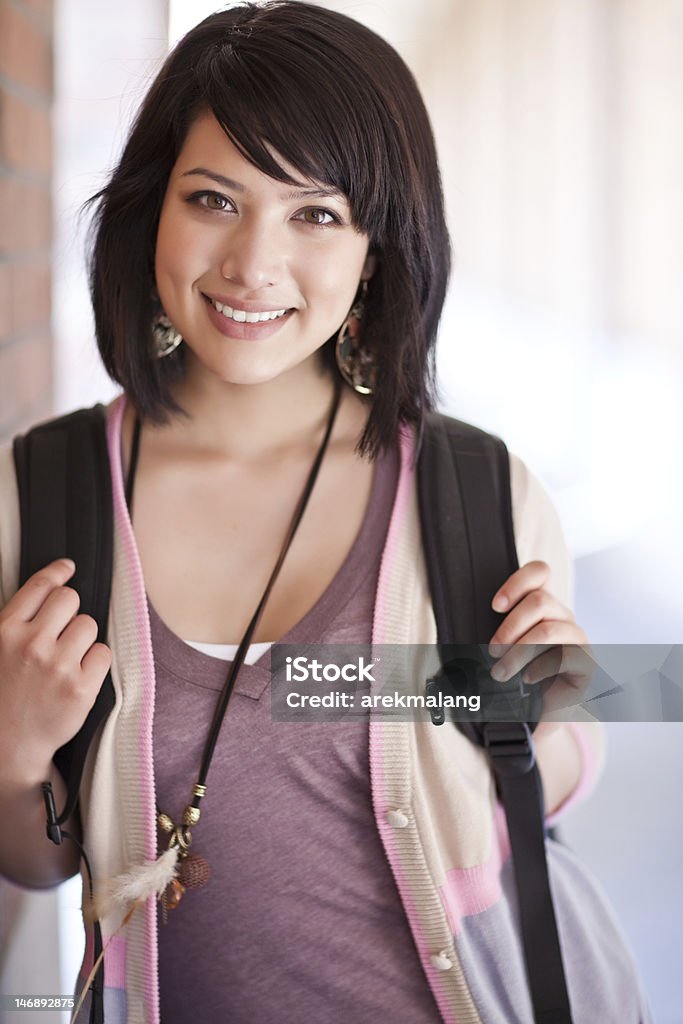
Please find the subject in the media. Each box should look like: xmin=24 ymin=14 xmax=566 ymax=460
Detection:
xmin=173 ymin=111 xmax=349 ymax=201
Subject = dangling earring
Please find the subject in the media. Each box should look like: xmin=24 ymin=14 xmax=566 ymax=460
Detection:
xmin=335 ymin=280 xmax=375 ymax=395
xmin=153 ymin=312 xmax=183 ymax=359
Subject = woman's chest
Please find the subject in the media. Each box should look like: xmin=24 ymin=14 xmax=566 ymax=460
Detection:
xmin=126 ymin=443 xmax=376 ymax=644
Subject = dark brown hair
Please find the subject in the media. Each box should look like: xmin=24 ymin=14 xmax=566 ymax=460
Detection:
xmin=86 ymin=1 xmax=451 ymax=456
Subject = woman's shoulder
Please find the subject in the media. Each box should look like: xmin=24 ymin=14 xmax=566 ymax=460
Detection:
xmin=418 ymin=412 xmax=573 ymax=608
xmin=508 ymin=451 xmax=573 ymax=609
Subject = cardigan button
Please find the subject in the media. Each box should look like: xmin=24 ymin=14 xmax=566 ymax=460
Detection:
xmin=430 ymin=951 xmax=454 ymax=972
xmin=386 ymin=809 xmax=409 ymax=828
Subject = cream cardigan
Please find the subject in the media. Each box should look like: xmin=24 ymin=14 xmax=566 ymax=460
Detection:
xmin=0 ymin=396 xmax=618 ymax=1024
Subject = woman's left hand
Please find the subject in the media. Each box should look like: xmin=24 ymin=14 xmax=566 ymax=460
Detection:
xmin=487 ymin=560 xmax=593 ymax=717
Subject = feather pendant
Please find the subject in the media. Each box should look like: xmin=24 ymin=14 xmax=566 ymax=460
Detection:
xmin=88 ymin=847 xmax=179 ymax=922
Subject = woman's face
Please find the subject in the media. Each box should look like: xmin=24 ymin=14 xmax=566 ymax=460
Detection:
xmin=155 ymin=111 xmax=374 ymax=389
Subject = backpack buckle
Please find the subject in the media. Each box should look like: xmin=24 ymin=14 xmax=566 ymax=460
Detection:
xmin=41 ymin=782 xmax=63 ymax=845
xmin=425 ymin=677 xmax=446 ymax=726
xmin=482 ymin=722 xmax=535 ymax=776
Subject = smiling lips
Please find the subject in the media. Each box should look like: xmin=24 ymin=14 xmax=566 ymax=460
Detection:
xmin=202 ymin=293 xmax=294 ymax=339
xmin=206 ymin=295 xmax=290 ymax=323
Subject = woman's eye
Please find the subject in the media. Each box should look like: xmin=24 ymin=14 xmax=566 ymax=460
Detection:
xmin=189 ymin=191 xmax=232 ymax=212
xmin=297 ymin=208 xmax=340 ymax=227
xmin=202 ymin=192 xmax=231 ymax=211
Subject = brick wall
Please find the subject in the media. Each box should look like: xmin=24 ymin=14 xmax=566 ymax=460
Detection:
xmin=0 ymin=0 xmax=53 ymax=443
xmin=0 ymin=0 xmax=53 ymax=970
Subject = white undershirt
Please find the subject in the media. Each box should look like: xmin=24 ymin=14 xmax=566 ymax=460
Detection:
xmin=183 ymin=639 xmax=273 ymax=664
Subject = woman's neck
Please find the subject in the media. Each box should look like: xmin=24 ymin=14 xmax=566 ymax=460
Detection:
xmin=160 ymin=355 xmax=341 ymax=462
xmin=136 ymin=354 xmax=370 ymax=465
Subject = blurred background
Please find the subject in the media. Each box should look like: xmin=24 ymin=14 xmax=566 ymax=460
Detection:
xmin=0 ymin=0 xmax=681 ymax=1020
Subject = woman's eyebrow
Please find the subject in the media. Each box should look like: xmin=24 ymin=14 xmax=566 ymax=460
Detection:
xmin=180 ymin=167 xmax=345 ymax=202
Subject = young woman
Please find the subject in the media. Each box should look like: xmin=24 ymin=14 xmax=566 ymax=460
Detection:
xmin=0 ymin=3 xmax=651 ymax=1022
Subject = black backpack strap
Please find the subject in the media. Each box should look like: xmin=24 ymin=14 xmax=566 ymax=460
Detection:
xmin=417 ymin=411 xmax=517 ymax=642
xmin=13 ymin=405 xmax=116 ymax=818
xmin=13 ymin=404 xmax=115 ymax=1024
xmin=417 ymin=412 xmax=574 ymax=1024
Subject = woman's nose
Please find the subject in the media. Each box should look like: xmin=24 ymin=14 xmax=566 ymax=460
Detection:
xmin=219 ymin=215 xmax=285 ymax=290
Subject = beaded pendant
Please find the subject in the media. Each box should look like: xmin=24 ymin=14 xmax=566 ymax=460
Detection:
xmin=157 ymin=809 xmax=210 ymax=920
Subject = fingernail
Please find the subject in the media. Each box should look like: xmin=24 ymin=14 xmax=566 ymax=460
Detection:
xmin=60 ymin=558 xmax=75 ymax=571
xmin=492 ymin=594 xmax=508 ymax=612
xmin=490 ymin=663 xmax=508 ymax=682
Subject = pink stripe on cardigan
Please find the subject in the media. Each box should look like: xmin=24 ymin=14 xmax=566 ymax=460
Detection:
xmin=106 ymin=396 xmax=160 ymax=1023
xmin=370 ymin=424 xmax=458 ymax=1023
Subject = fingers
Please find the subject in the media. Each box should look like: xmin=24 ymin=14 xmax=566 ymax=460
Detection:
xmin=80 ymin=641 xmax=113 ymax=682
xmin=31 ymin=584 xmax=82 ymax=638
xmin=0 ymin=557 xmax=112 ymax=768
xmin=56 ymin=613 xmax=99 ymax=665
xmin=521 ymin=646 xmax=568 ymax=686
xmin=31 ymin=598 xmax=110 ymax=685
xmin=0 ymin=559 xmax=76 ymax=623
xmin=491 ymin=560 xmax=550 ymax=613
xmin=489 ymin=588 xmax=575 ymax=656
xmin=522 ymin=644 xmax=593 ymax=687
xmin=490 ymin=623 xmax=588 ymax=682
xmin=485 ymin=562 xmax=593 ymax=724
xmin=0 ymin=555 xmax=110 ymax=682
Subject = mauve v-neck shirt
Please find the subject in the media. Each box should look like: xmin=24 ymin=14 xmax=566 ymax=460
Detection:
xmin=149 ymin=441 xmax=442 ymax=1023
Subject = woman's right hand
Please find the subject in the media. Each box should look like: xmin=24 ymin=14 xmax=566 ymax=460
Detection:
xmin=0 ymin=558 xmax=112 ymax=781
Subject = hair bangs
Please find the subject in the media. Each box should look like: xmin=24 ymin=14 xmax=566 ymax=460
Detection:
xmin=195 ymin=33 xmax=389 ymax=241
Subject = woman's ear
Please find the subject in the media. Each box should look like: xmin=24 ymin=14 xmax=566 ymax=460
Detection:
xmin=361 ymin=251 xmax=378 ymax=281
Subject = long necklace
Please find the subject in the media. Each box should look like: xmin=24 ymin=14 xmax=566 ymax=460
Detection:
xmin=124 ymin=379 xmax=342 ymax=914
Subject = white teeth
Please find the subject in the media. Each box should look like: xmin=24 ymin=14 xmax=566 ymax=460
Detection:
xmin=210 ymin=299 xmax=288 ymax=323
